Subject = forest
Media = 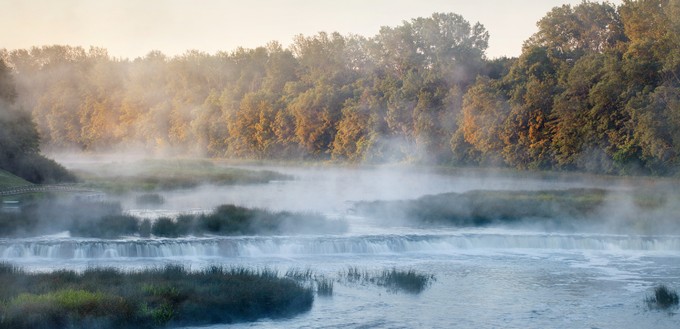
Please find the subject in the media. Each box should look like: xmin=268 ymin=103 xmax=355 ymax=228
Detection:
xmin=1 ymin=0 xmax=679 ymax=175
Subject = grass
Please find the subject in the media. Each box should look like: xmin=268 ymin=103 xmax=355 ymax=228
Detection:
xmin=136 ymin=193 xmax=165 ymax=205
xmin=354 ymin=188 xmax=609 ymax=228
xmin=0 ymin=263 xmax=313 ymax=329
xmin=74 ymin=159 xmax=291 ymax=193
xmin=340 ymin=267 xmax=435 ymax=294
xmin=0 ymin=169 xmax=32 ymax=189
xmin=646 ymin=285 xmax=679 ymax=310
xmin=315 ymin=278 xmax=334 ymax=296
xmin=284 ymin=268 xmax=333 ymax=297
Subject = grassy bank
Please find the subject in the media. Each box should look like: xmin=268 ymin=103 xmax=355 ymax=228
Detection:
xmin=0 ymin=200 xmax=346 ymax=238
xmin=74 ymin=159 xmax=291 ymax=192
xmin=0 ymin=264 xmax=313 ymax=329
xmin=0 ymin=169 xmax=32 ymax=189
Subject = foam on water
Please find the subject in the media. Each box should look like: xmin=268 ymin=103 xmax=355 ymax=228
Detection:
xmin=2 ymin=231 xmax=678 ymax=260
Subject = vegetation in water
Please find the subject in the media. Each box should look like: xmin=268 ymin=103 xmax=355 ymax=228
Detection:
xmin=354 ymin=187 xmax=680 ymax=234
xmin=340 ymin=267 xmax=435 ymax=294
xmin=0 ymin=263 xmax=313 ymax=329
xmin=0 ymin=199 xmax=347 ymax=238
xmin=354 ymin=188 xmax=608 ymax=227
xmin=284 ymin=268 xmax=334 ymax=297
xmin=646 ymin=285 xmax=680 ymax=310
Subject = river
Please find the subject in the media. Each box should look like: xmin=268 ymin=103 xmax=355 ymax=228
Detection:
xmin=1 ymin=165 xmax=679 ymax=328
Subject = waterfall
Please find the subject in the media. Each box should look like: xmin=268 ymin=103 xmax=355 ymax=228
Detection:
xmin=1 ymin=233 xmax=679 ymax=260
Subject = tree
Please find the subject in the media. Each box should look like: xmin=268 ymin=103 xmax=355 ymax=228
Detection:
xmin=500 ymin=46 xmax=557 ymax=169
xmin=460 ymin=77 xmax=510 ymax=164
xmin=0 ymin=58 xmax=74 ymax=183
xmin=527 ymin=1 xmax=625 ymax=60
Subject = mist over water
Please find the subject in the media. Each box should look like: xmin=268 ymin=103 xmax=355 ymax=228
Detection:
xmin=2 ymin=163 xmax=679 ymax=328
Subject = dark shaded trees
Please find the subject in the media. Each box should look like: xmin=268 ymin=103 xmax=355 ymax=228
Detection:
xmin=0 ymin=58 xmax=75 ymax=183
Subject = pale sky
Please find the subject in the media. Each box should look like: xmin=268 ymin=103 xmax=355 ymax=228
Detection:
xmin=2 ymin=0 xmax=623 ymax=59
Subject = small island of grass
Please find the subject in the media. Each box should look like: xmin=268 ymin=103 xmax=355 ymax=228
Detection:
xmin=0 ymin=264 xmax=313 ymax=329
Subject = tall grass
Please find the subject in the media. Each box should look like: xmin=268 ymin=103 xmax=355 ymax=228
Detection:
xmin=78 ymin=159 xmax=292 ymax=193
xmin=340 ymin=267 xmax=435 ymax=294
xmin=0 ymin=263 xmax=313 ymax=329
xmin=315 ymin=277 xmax=334 ymax=296
xmin=646 ymin=285 xmax=679 ymax=310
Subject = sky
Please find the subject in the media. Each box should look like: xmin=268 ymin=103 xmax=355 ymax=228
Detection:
xmin=2 ymin=0 xmax=623 ymax=60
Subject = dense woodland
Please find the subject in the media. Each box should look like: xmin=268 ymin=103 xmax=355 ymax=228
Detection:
xmin=0 ymin=58 xmax=73 ymax=183
xmin=1 ymin=0 xmax=679 ymax=175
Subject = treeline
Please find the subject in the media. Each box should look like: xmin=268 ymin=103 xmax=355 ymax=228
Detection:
xmin=2 ymin=0 xmax=679 ymax=174
xmin=0 ymin=57 xmax=74 ymax=183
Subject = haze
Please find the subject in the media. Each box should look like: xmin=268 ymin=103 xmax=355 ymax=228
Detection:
xmin=3 ymin=0 xmax=622 ymax=59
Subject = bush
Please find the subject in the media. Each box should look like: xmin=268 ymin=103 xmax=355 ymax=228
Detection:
xmin=379 ymin=268 xmax=435 ymax=294
xmin=151 ymin=217 xmax=180 ymax=237
xmin=9 ymin=153 xmax=77 ymax=184
xmin=69 ymin=214 xmax=139 ymax=238
xmin=646 ymin=285 xmax=679 ymax=310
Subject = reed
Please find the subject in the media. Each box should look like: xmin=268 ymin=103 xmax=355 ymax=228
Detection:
xmin=0 ymin=263 xmax=313 ymax=329
xmin=646 ymin=285 xmax=679 ymax=310
xmin=339 ymin=267 xmax=434 ymax=294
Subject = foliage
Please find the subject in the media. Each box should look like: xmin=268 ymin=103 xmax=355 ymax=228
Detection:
xmin=646 ymin=285 xmax=679 ymax=310
xmin=340 ymin=267 xmax=435 ymax=294
xmin=3 ymin=12 xmax=487 ymax=164
xmin=315 ymin=278 xmax=334 ymax=296
xmin=2 ymin=2 xmax=680 ymax=174
xmin=0 ymin=59 xmax=76 ymax=184
xmin=0 ymin=264 xmax=314 ymax=328
xmin=150 ymin=204 xmax=346 ymax=237
xmin=135 ymin=193 xmax=165 ymax=205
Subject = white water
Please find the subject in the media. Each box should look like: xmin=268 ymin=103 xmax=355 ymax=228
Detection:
xmin=2 ymin=166 xmax=679 ymax=328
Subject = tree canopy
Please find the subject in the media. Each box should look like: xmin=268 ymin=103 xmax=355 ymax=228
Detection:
xmin=2 ymin=2 xmax=679 ymax=175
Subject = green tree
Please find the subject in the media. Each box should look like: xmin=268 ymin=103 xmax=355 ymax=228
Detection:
xmin=460 ymin=77 xmax=510 ymax=164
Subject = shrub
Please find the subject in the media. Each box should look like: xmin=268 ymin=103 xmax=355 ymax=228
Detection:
xmin=379 ymin=268 xmax=435 ymax=294
xmin=646 ymin=285 xmax=679 ymax=310
xmin=151 ymin=217 xmax=180 ymax=237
